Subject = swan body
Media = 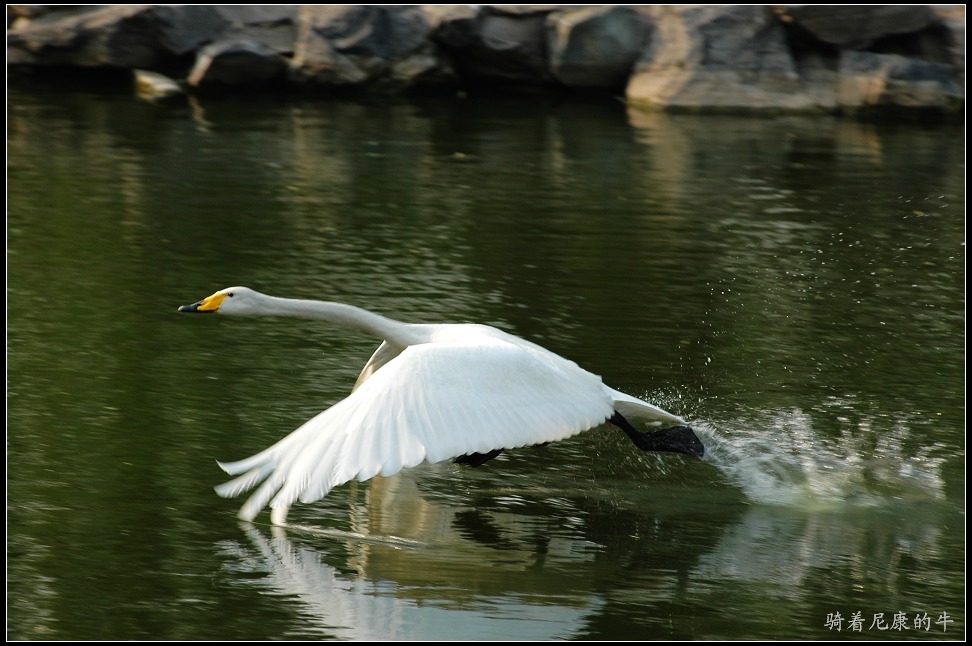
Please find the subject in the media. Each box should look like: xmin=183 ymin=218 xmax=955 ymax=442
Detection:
xmin=179 ymin=286 xmax=703 ymax=525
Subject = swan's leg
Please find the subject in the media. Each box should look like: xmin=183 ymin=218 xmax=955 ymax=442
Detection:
xmin=610 ymin=412 xmax=705 ymax=459
xmin=453 ymin=448 xmax=504 ymax=467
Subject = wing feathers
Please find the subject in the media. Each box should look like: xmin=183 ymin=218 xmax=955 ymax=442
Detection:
xmin=217 ymin=339 xmax=616 ymax=521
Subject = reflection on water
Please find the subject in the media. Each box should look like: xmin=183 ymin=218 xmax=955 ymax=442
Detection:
xmin=222 ymin=524 xmax=604 ymax=641
xmin=221 ymin=469 xmax=613 ymax=641
xmin=218 ymin=461 xmax=716 ymax=641
xmin=6 ymin=84 xmax=964 ymax=640
xmin=219 ymin=458 xmax=954 ymax=641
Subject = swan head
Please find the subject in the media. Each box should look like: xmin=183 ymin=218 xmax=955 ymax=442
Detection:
xmin=178 ymin=286 xmax=269 ymax=316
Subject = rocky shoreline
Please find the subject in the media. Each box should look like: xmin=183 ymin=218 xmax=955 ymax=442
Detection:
xmin=7 ymin=5 xmax=965 ymax=118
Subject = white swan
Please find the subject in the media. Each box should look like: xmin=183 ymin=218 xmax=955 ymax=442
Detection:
xmin=179 ymin=286 xmax=704 ymax=525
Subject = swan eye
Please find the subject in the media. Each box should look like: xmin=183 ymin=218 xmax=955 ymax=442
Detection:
xmin=227 ymin=292 xmax=234 ymax=297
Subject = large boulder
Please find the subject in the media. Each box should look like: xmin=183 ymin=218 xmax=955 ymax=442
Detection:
xmin=210 ymin=5 xmax=299 ymax=55
xmin=783 ymin=5 xmax=938 ymax=50
xmin=187 ymin=40 xmax=288 ymax=89
xmin=7 ymin=5 xmax=226 ymax=68
xmin=429 ymin=5 xmax=554 ymax=85
xmin=546 ymin=6 xmax=648 ymax=90
xmin=422 ymin=4 xmax=481 ymax=50
xmin=289 ymin=5 xmax=447 ymax=89
xmin=931 ymin=5 xmax=965 ymax=89
xmin=837 ymin=51 xmax=963 ymax=114
xmin=627 ymin=5 xmax=823 ymax=113
xmin=184 ymin=7 xmax=297 ymax=90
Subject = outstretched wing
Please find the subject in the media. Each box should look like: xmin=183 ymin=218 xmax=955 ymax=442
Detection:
xmin=215 ymin=338 xmax=615 ymax=522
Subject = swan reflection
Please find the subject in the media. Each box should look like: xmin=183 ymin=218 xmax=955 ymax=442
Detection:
xmin=216 ymin=440 xmax=952 ymax=640
xmin=217 ymin=469 xmax=608 ymax=641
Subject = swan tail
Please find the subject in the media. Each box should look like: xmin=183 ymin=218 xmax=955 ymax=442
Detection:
xmin=609 ymin=388 xmax=685 ymax=425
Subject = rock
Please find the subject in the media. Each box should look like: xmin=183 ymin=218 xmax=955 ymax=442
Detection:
xmin=627 ymin=6 xmax=822 ymax=113
xmin=784 ymin=5 xmax=938 ymax=50
xmin=7 ymin=5 xmax=226 ymax=68
xmin=423 ymin=4 xmax=482 ymax=50
xmin=290 ymin=5 xmax=446 ymax=89
xmin=546 ymin=6 xmax=648 ymax=90
xmin=7 ymin=4 xmax=45 ymax=29
xmin=187 ymin=39 xmax=288 ymax=89
xmin=211 ymin=5 xmax=299 ymax=55
xmin=213 ymin=5 xmax=298 ymax=28
xmin=628 ymin=5 xmax=962 ymax=116
xmin=837 ymin=51 xmax=963 ymax=114
xmin=133 ymin=69 xmax=184 ymax=102
xmin=932 ymin=5 xmax=966 ymax=88
xmin=432 ymin=5 xmax=554 ymax=85
xmin=7 ymin=5 xmax=80 ymax=31
xmin=4 ymin=3 xmax=963 ymax=117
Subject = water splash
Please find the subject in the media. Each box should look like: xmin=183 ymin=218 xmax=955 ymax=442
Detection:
xmin=693 ymin=403 xmax=948 ymax=509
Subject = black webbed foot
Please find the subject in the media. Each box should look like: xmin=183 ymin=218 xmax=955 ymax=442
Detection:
xmin=610 ymin=412 xmax=705 ymax=459
xmin=453 ymin=448 xmax=504 ymax=467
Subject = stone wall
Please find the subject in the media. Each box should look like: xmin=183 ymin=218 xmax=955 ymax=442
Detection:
xmin=7 ymin=4 xmax=964 ymax=117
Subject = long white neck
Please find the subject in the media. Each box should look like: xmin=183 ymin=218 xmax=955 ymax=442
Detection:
xmin=258 ymin=295 xmax=422 ymax=348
